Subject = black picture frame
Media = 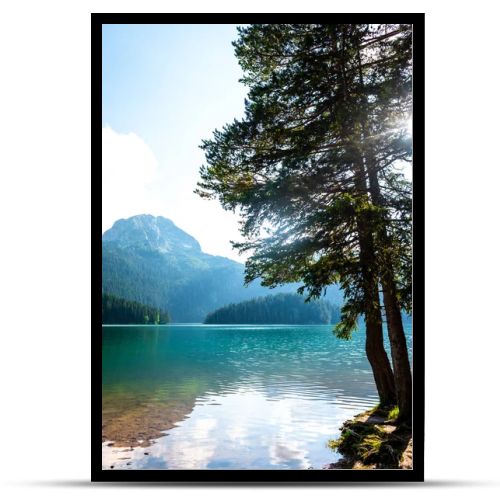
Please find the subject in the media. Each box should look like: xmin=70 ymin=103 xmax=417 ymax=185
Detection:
xmin=92 ymin=13 xmax=424 ymax=483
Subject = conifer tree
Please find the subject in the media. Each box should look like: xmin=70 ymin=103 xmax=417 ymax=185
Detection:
xmin=198 ymin=24 xmax=413 ymax=410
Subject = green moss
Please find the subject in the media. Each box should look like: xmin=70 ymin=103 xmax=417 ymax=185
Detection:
xmin=388 ymin=406 xmax=399 ymax=421
xmin=327 ymin=405 xmax=412 ymax=469
xmin=358 ymin=433 xmax=383 ymax=460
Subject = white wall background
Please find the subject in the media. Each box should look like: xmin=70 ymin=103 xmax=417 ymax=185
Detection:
xmin=0 ymin=1 xmax=499 ymax=499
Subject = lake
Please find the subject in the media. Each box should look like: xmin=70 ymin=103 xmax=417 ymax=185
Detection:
xmin=102 ymin=322 xmax=412 ymax=470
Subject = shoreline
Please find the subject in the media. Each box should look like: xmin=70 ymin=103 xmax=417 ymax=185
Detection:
xmin=102 ymin=399 xmax=196 ymax=448
xmin=324 ymin=406 xmax=413 ymax=470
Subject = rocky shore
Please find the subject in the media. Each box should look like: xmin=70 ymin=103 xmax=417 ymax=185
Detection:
xmin=102 ymin=399 xmax=195 ymax=448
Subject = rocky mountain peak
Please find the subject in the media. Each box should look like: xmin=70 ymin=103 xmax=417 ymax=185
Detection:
xmin=102 ymin=214 xmax=202 ymax=253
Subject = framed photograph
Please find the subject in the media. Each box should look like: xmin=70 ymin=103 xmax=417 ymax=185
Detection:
xmin=93 ymin=13 xmax=424 ymax=482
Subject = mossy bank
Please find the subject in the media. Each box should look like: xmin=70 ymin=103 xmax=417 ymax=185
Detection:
xmin=325 ymin=406 xmax=413 ymax=469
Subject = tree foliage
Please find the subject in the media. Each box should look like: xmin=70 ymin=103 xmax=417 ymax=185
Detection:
xmin=197 ymin=24 xmax=412 ymax=339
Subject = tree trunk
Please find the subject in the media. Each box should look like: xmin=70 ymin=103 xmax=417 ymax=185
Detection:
xmin=365 ymin=313 xmax=397 ymax=407
xmin=356 ymin=210 xmax=397 ymax=407
xmin=353 ymin=39 xmax=413 ymax=422
xmin=381 ymin=274 xmax=412 ymax=421
xmin=336 ymin=27 xmax=396 ymax=407
xmin=366 ymin=162 xmax=413 ymax=421
xmin=347 ymin=132 xmax=397 ymax=408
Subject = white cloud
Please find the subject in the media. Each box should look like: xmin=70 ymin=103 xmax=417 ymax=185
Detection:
xmin=102 ymin=126 xmax=161 ymax=233
xmin=101 ymin=125 xmax=244 ymax=261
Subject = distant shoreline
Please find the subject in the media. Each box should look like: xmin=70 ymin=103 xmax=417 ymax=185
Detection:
xmin=101 ymin=323 xmax=340 ymax=327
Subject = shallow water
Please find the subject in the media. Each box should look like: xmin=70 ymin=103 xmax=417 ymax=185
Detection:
xmin=102 ymin=322 xmax=412 ymax=469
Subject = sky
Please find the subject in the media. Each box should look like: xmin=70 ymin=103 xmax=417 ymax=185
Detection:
xmin=102 ymin=24 xmax=412 ymax=262
xmin=102 ymin=24 xmax=248 ymax=261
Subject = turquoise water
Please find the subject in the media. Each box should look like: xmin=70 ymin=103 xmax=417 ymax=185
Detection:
xmin=102 ymin=323 xmax=412 ymax=470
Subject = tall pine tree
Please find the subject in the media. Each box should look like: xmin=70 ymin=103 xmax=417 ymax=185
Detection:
xmin=197 ymin=24 xmax=412 ymax=412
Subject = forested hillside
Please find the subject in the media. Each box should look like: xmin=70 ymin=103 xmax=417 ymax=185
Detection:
xmin=102 ymin=215 xmax=343 ymax=322
xmin=204 ymin=293 xmax=340 ymax=325
xmin=102 ymin=293 xmax=170 ymax=325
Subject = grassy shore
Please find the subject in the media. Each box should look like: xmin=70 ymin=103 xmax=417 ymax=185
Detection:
xmin=325 ymin=406 xmax=413 ymax=469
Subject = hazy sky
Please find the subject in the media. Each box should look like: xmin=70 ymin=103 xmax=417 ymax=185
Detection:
xmin=102 ymin=24 xmax=412 ymax=262
xmin=102 ymin=24 xmax=248 ymax=261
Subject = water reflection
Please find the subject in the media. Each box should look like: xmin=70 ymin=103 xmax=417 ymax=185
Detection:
xmin=102 ymin=323 xmax=412 ymax=469
xmin=102 ymin=391 xmax=360 ymax=469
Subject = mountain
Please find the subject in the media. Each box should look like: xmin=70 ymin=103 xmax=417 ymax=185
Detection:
xmin=103 ymin=215 xmax=201 ymax=254
xmin=102 ymin=215 xmax=342 ymax=322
